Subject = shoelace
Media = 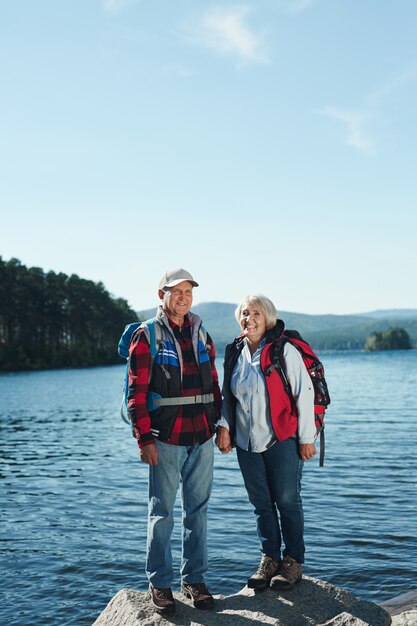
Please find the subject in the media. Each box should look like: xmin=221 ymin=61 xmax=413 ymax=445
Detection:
xmin=256 ymin=557 xmax=275 ymax=576
xmin=155 ymin=588 xmax=173 ymax=599
xmin=186 ymin=583 xmax=209 ymax=595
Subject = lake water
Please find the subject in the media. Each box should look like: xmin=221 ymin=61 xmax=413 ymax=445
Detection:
xmin=1 ymin=351 xmax=417 ymax=625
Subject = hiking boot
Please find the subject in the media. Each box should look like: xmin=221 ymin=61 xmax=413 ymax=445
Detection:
xmin=149 ymin=585 xmax=176 ymax=614
xmin=270 ymin=555 xmax=302 ymax=590
xmin=182 ymin=582 xmax=214 ymax=610
xmin=247 ymin=555 xmax=281 ymax=590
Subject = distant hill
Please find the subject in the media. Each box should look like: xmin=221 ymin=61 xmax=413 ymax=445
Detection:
xmin=138 ymin=303 xmax=417 ymax=353
xmin=354 ymin=309 xmax=417 ymax=319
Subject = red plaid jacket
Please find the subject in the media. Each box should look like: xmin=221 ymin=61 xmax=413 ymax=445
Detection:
xmin=128 ymin=313 xmax=221 ymax=447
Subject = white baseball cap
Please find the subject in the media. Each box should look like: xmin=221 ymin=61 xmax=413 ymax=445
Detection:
xmin=159 ymin=267 xmax=199 ymax=290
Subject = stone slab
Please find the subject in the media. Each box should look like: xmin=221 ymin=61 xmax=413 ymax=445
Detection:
xmin=380 ymin=591 xmax=417 ymax=617
xmin=92 ymin=577 xmax=392 ymax=626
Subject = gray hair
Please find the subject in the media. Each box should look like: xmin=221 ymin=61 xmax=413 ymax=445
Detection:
xmin=234 ymin=294 xmax=278 ymax=330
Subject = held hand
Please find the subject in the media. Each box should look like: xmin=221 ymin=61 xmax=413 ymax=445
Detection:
xmin=299 ymin=443 xmax=316 ymax=461
xmin=139 ymin=443 xmax=158 ymax=465
xmin=215 ymin=426 xmax=233 ymax=454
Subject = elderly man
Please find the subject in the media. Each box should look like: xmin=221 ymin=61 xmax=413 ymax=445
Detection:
xmin=127 ymin=268 xmax=221 ymax=615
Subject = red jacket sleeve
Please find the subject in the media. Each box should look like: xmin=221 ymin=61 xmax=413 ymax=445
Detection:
xmin=127 ymin=330 xmax=155 ymax=448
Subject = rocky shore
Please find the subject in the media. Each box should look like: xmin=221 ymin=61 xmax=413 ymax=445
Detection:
xmin=92 ymin=578 xmax=417 ymax=626
xmin=379 ymin=590 xmax=417 ymax=624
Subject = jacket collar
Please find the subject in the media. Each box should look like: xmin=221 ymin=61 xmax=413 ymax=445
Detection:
xmin=264 ymin=319 xmax=285 ymax=344
xmin=155 ymin=305 xmax=202 ymax=329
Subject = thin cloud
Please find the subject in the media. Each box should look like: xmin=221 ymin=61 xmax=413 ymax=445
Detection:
xmin=321 ymin=106 xmax=375 ymax=154
xmin=193 ymin=6 xmax=269 ymax=66
xmin=365 ymin=67 xmax=417 ymax=105
xmin=321 ymin=68 xmax=417 ymax=154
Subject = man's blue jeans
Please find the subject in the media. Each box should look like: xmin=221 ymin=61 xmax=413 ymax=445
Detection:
xmin=146 ymin=438 xmax=214 ymax=588
xmin=237 ymin=437 xmax=305 ymax=563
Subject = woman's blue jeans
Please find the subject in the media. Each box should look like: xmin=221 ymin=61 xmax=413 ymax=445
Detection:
xmin=146 ymin=438 xmax=214 ymax=588
xmin=237 ymin=437 xmax=305 ymax=563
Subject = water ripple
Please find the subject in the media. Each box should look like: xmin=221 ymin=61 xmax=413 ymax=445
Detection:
xmin=1 ymin=355 xmax=417 ymax=625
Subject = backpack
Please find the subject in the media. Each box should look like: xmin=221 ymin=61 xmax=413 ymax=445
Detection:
xmin=118 ymin=318 xmax=157 ymax=425
xmin=117 ymin=318 xmax=209 ymax=427
xmin=265 ymin=330 xmax=331 ymax=466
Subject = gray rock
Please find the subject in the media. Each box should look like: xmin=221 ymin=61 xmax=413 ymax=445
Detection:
xmin=92 ymin=577 xmax=392 ymax=626
xmin=380 ymin=591 xmax=417 ymax=617
xmin=321 ymin=613 xmax=371 ymax=626
xmin=391 ymin=611 xmax=417 ymax=626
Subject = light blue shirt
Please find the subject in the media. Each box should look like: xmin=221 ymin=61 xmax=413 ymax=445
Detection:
xmin=219 ymin=338 xmax=316 ymax=452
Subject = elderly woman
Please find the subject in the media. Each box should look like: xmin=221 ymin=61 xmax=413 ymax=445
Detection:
xmin=216 ymin=294 xmax=316 ymax=591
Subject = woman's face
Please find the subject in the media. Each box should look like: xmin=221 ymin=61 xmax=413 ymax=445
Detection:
xmin=239 ymin=302 xmax=267 ymax=343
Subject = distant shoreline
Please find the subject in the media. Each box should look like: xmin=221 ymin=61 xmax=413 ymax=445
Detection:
xmin=1 ymin=347 xmax=416 ymax=374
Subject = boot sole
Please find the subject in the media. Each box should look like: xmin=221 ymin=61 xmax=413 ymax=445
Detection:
xmin=247 ymin=579 xmax=269 ymax=590
xmin=182 ymin=589 xmax=214 ymax=610
xmin=150 ymin=593 xmax=176 ymax=615
xmin=270 ymin=576 xmax=302 ymax=591
xmin=151 ymin=602 xmax=176 ymax=615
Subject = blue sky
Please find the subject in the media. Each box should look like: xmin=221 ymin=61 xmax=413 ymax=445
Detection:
xmin=1 ymin=0 xmax=416 ymax=315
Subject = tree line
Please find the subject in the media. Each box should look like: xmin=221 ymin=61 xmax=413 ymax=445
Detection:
xmin=0 ymin=257 xmax=138 ymax=371
xmin=365 ymin=327 xmax=411 ymax=351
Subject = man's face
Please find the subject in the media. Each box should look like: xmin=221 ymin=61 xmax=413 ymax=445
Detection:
xmin=160 ymin=280 xmax=193 ymax=321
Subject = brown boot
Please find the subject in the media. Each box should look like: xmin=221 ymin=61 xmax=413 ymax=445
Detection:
xmin=247 ymin=555 xmax=281 ymax=590
xmin=182 ymin=582 xmax=214 ymax=610
xmin=270 ymin=555 xmax=302 ymax=590
xmin=149 ymin=585 xmax=176 ymax=614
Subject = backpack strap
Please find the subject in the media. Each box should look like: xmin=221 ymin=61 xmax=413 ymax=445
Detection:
xmin=118 ymin=321 xmax=142 ymax=358
xmin=147 ymin=319 xmax=158 ymax=382
xmin=318 ymin=427 xmax=325 ymax=467
xmin=263 ymin=338 xmax=294 ymax=407
xmin=120 ymin=318 xmax=163 ymax=425
xmin=150 ymin=393 xmax=215 ymax=408
xmin=140 ymin=318 xmax=171 ymax=382
xmin=199 ymin=324 xmax=208 ymax=350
